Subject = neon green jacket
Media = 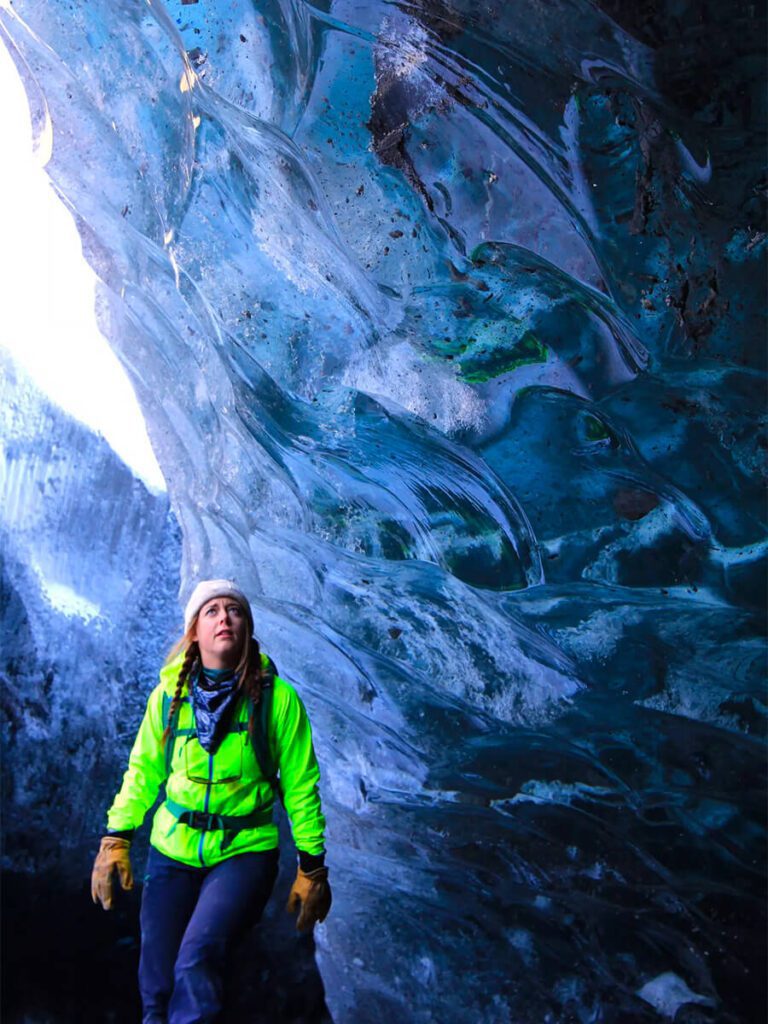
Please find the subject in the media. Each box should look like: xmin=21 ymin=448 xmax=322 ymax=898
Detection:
xmin=107 ymin=653 xmax=326 ymax=867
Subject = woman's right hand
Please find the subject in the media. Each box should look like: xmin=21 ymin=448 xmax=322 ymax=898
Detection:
xmin=91 ymin=836 xmax=134 ymax=910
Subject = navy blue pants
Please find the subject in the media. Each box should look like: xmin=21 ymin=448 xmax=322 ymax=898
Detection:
xmin=139 ymin=846 xmax=279 ymax=1024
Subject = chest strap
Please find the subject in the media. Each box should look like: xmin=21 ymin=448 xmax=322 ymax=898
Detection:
xmin=164 ymin=796 xmax=273 ymax=851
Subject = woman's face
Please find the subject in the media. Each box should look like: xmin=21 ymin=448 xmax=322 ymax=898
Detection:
xmin=193 ymin=596 xmax=248 ymax=669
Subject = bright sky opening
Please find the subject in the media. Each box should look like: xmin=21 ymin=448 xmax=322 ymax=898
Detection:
xmin=0 ymin=37 xmax=166 ymax=493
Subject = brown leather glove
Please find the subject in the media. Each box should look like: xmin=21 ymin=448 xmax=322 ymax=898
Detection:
xmin=286 ymin=866 xmax=332 ymax=932
xmin=91 ymin=836 xmax=134 ymax=910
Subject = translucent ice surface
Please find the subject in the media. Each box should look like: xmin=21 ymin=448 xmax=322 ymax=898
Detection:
xmin=0 ymin=353 xmax=181 ymax=866
xmin=1 ymin=1 xmax=765 ymax=1021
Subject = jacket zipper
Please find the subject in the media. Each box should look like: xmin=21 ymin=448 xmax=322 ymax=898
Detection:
xmin=198 ymin=752 xmax=213 ymax=867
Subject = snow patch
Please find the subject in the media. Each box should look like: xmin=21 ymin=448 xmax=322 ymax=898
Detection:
xmin=41 ymin=581 xmax=101 ymax=622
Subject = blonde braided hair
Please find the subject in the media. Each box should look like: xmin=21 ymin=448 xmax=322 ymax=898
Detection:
xmin=161 ymin=640 xmax=199 ymax=745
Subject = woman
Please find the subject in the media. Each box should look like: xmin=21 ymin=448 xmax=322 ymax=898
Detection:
xmin=91 ymin=579 xmax=331 ymax=1024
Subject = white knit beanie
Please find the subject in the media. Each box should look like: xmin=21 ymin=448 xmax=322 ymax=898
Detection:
xmin=183 ymin=579 xmax=253 ymax=632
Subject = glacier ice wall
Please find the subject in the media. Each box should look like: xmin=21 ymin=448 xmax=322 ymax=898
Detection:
xmin=1 ymin=1 xmax=765 ymax=1021
xmin=0 ymin=352 xmax=181 ymax=869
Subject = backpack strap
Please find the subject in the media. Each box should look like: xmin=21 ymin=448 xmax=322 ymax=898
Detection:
xmin=250 ymin=678 xmax=278 ymax=790
xmin=162 ymin=690 xmax=173 ymax=773
xmin=162 ymin=690 xmax=193 ymax=774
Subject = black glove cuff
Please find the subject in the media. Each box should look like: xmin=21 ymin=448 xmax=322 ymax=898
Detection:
xmin=298 ymin=850 xmax=325 ymax=872
xmin=105 ymin=829 xmax=135 ymax=841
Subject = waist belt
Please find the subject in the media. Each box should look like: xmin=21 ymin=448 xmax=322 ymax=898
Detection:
xmin=164 ymin=797 xmax=273 ymax=851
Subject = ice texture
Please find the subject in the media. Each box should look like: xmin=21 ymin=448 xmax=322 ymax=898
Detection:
xmin=1 ymin=1 xmax=765 ymax=1022
xmin=637 ymin=971 xmax=715 ymax=1019
xmin=0 ymin=352 xmax=181 ymax=868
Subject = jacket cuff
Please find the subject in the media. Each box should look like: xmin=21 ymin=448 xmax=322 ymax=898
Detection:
xmin=298 ymin=850 xmax=325 ymax=872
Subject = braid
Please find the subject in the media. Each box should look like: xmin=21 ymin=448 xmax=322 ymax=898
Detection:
xmin=162 ymin=642 xmax=198 ymax=745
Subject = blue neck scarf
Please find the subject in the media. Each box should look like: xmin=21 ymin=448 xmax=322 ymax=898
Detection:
xmin=192 ymin=665 xmax=240 ymax=754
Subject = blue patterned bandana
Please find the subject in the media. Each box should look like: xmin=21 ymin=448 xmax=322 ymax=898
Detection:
xmin=192 ymin=666 xmax=240 ymax=753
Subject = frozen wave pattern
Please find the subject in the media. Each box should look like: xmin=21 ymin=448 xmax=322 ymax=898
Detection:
xmin=1 ymin=0 xmax=765 ymax=1021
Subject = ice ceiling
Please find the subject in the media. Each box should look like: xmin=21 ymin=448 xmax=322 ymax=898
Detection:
xmin=1 ymin=1 xmax=765 ymax=1021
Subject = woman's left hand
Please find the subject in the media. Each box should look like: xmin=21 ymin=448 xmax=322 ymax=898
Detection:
xmin=286 ymin=866 xmax=332 ymax=931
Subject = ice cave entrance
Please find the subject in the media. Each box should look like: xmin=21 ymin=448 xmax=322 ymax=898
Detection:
xmin=0 ymin=39 xmax=164 ymax=493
